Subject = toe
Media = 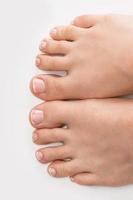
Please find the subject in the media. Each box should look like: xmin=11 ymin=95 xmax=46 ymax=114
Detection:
xmin=72 ymin=14 xmax=104 ymax=28
xmin=29 ymin=101 xmax=69 ymax=129
xmin=39 ymin=39 xmax=72 ymax=55
xmin=36 ymin=54 xmax=69 ymax=71
xmin=47 ymin=160 xmax=82 ymax=178
xmin=30 ymin=75 xmax=75 ymax=101
xmin=50 ymin=25 xmax=85 ymax=41
xmin=36 ymin=146 xmax=71 ymax=164
xmin=32 ymin=128 xmax=68 ymax=145
xmin=70 ymin=173 xmax=100 ymax=186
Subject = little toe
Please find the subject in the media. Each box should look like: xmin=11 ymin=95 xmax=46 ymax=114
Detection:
xmin=72 ymin=14 xmax=104 ymax=28
xmin=36 ymin=54 xmax=69 ymax=71
xmin=71 ymin=173 xmax=100 ymax=186
xmin=29 ymin=101 xmax=69 ymax=129
xmin=32 ymin=128 xmax=68 ymax=145
xmin=50 ymin=25 xmax=85 ymax=41
xmin=30 ymin=75 xmax=75 ymax=101
xmin=48 ymin=160 xmax=82 ymax=178
xmin=36 ymin=146 xmax=71 ymax=164
xmin=39 ymin=39 xmax=72 ymax=55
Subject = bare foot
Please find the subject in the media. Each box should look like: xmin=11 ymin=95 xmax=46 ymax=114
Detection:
xmin=30 ymin=98 xmax=133 ymax=186
xmin=30 ymin=14 xmax=133 ymax=101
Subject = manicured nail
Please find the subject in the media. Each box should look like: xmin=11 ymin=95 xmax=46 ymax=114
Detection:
xmin=36 ymin=151 xmax=43 ymax=161
xmin=48 ymin=167 xmax=56 ymax=177
xmin=50 ymin=28 xmax=57 ymax=36
xmin=36 ymin=57 xmax=41 ymax=66
xmin=40 ymin=41 xmax=47 ymax=50
xmin=33 ymin=78 xmax=45 ymax=94
xmin=32 ymin=132 xmax=38 ymax=142
xmin=31 ymin=110 xmax=44 ymax=125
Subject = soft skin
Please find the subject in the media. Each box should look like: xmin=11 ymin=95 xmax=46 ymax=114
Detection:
xmin=31 ymin=14 xmax=133 ymax=101
xmin=30 ymin=98 xmax=133 ymax=186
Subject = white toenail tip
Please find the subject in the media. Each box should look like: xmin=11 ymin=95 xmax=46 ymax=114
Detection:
xmin=32 ymin=132 xmax=38 ymax=142
xmin=36 ymin=151 xmax=43 ymax=161
xmin=30 ymin=110 xmax=44 ymax=125
xmin=48 ymin=168 xmax=56 ymax=177
xmin=40 ymin=41 xmax=47 ymax=49
xmin=50 ymin=28 xmax=57 ymax=36
xmin=36 ymin=57 xmax=41 ymax=66
xmin=32 ymin=78 xmax=45 ymax=93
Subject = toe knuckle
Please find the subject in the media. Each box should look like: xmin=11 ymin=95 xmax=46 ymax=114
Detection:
xmin=52 ymin=78 xmax=64 ymax=93
xmin=45 ymin=56 xmax=52 ymax=67
xmin=56 ymin=165 xmax=67 ymax=176
xmin=47 ymin=40 xmax=58 ymax=52
xmin=54 ymin=58 xmax=63 ymax=68
xmin=57 ymin=26 xmax=65 ymax=37
xmin=65 ymin=26 xmax=74 ymax=37
xmin=42 ymin=102 xmax=52 ymax=119
xmin=45 ymin=148 xmax=55 ymax=159
xmin=58 ymin=41 xmax=65 ymax=49
xmin=45 ymin=40 xmax=51 ymax=52
xmin=42 ymin=129 xmax=50 ymax=138
xmin=43 ymin=101 xmax=59 ymax=121
xmin=43 ymin=151 xmax=50 ymax=161
xmin=58 ymin=25 xmax=74 ymax=39
xmin=67 ymin=25 xmax=74 ymax=32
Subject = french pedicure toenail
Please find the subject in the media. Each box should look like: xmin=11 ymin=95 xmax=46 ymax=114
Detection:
xmin=50 ymin=28 xmax=57 ymax=36
xmin=48 ymin=168 xmax=56 ymax=177
xmin=31 ymin=110 xmax=44 ymax=125
xmin=36 ymin=151 xmax=43 ymax=161
xmin=40 ymin=41 xmax=47 ymax=50
xmin=36 ymin=57 xmax=41 ymax=66
xmin=33 ymin=78 xmax=45 ymax=94
xmin=32 ymin=132 xmax=38 ymax=142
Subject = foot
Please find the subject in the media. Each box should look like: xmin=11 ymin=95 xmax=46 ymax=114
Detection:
xmin=30 ymin=98 xmax=133 ymax=186
xmin=30 ymin=14 xmax=133 ymax=101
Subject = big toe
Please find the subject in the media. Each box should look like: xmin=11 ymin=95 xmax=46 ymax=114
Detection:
xmin=72 ymin=14 xmax=104 ymax=28
xmin=29 ymin=101 xmax=70 ymax=129
xmin=30 ymin=75 xmax=79 ymax=101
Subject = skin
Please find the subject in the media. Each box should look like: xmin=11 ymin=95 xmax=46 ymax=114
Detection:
xmin=30 ymin=14 xmax=133 ymax=101
xmin=30 ymin=98 xmax=133 ymax=186
xmin=29 ymin=14 xmax=133 ymax=186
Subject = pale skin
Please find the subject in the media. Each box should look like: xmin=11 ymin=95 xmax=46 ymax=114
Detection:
xmin=30 ymin=14 xmax=133 ymax=100
xmin=29 ymin=14 xmax=133 ymax=186
xmin=30 ymin=98 xmax=133 ymax=186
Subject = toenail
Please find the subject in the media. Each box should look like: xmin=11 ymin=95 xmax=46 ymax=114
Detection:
xmin=32 ymin=78 xmax=45 ymax=94
xmin=36 ymin=57 xmax=41 ymax=66
xmin=31 ymin=110 xmax=44 ymax=125
xmin=50 ymin=28 xmax=57 ymax=36
xmin=32 ymin=132 xmax=38 ymax=142
xmin=36 ymin=151 xmax=43 ymax=161
xmin=48 ymin=167 xmax=56 ymax=177
xmin=40 ymin=41 xmax=47 ymax=50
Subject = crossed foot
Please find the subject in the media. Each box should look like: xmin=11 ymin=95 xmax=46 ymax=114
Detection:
xmin=29 ymin=14 xmax=133 ymax=186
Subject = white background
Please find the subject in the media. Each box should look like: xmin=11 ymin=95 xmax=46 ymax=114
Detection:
xmin=0 ymin=0 xmax=133 ymax=199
